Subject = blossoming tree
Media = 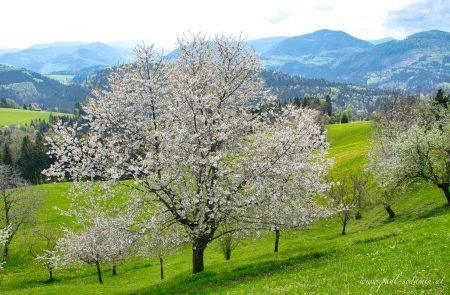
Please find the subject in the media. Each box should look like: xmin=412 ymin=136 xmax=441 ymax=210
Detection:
xmin=370 ymin=121 xmax=450 ymax=206
xmin=56 ymin=182 xmax=137 ymax=283
xmin=0 ymin=165 xmax=39 ymax=262
xmin=46 ymin=34 xmax=332 ymax=273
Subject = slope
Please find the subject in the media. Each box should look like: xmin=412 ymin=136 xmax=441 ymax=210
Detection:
xmin=0 ymin=121 xmax=448 ymax=294
xmin=0 ymin=108 xmax=70 ymax=127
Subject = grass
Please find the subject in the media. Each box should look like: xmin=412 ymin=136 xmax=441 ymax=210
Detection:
xmin=0 ymin=108 xmax=71 ymax=127
xmin=326 ymin=121 xmax=373 ymax=174
xmin=0 ymin=121 xmax=448 ymax=294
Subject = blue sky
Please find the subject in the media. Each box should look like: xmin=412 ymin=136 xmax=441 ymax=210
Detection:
xmin=1 ymin=0 xmax=448 ymax=49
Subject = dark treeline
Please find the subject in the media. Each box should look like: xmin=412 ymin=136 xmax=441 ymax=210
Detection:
xmin=263 ymin=70 xmax=404 ymax=120
xmin=0 ymin=114 xmax=76 ymax=184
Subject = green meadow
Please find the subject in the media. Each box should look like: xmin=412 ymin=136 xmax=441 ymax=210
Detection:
xmin=0 ymin=108 xmax=71 ymax=127
xmin=0 ymin=121 xmax=448 ymax=294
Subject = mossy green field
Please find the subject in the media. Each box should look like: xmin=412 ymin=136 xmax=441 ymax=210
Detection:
xmin=0 ymin=108 xmax=70 ymax=127
xmin=0 ymin=121 xmax=448 ymax=294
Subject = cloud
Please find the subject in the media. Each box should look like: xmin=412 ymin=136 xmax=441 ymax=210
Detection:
xmin=314 ymin=4 xmax=334 ymax=12
xmin=264 ymin=11 xmax=292 ymax=24
xmin=385 ymin=0 xmax=450 ymax=35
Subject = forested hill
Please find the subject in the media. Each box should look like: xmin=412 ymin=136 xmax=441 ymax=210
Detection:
xmin=0 ymin=65 xmax=88 ymax=112
xmin=262 ymin=70 xmax=390 ymax=109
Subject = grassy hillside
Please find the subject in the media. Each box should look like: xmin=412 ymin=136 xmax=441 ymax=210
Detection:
xmin=0 ymin=108 xmax=70 ymax=127
xmin=327 ymin=121 xmax=373 ymax=174
xmin=0 ymin=121 xmax=448 ymax=294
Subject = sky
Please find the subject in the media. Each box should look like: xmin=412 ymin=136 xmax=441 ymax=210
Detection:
xmin=1 ymin=0 xmax=448 ymax=49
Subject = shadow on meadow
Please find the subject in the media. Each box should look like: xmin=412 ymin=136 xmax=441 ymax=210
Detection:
xmin=132 ymin=249 xmax=336 ymax=294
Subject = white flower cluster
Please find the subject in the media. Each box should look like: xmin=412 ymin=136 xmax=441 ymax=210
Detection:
xmin=35 ymin=250 xmax=60 ymax=273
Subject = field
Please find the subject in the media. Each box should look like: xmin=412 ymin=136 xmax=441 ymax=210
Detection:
xmin=45 ymin=75 xmax=74 ymax=85
xmin=0 ymin=121 xmax=448 ymax=294
xmin=0 ymin=108 xmax=70 ymax=127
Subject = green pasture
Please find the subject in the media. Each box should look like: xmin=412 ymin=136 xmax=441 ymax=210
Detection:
xmin=0 ymin=121 xmax=448 ymax=294
xmin=0 ymin=108 xmax=71 ymax=127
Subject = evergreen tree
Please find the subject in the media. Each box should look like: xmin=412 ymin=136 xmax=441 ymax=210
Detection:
xmin=34 ymin=132 xmax=52 ymax=183
xmin=16 ymin=136 xmax=39 ymax=183
xmin=16 ymin=133 xmax=52 ymax=184
xmin=341 ymin=112 xmax=349 ymax=124
xmin=433 ymin=89 xmax=449 ymax=108
xmin=2 ymin=144 xmax=13 ymax=165
xmin=325 ymin=95 xmax=332 ymax=116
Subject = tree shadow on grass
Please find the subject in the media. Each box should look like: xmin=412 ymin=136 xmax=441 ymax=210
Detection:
xmin=131 ymin=249 xmax=336 ymax=295
xmin=411 ymin=204 xmax=449 ymax=220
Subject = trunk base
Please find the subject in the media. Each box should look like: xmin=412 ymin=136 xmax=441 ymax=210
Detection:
xmin=225 ymin=248 xmax=231 ymax=261
xmin=441 ymin=186 xmax=450 ymax=207
xmin=384 ymin=204 xmax=396 ymax=219
xmin=274 ymin=227 xmax=280 ymax=253
xmin=341 ymin=219 xmax=347 ymax=235
xmin=96 ymin=261 xmax=103 ymax=284
xmin=159 ymin=256 xmax=164 ymax=280
xmin=192 ymin=247 xmax=205 ymax=273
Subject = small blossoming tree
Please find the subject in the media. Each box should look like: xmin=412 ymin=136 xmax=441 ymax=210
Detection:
xmin=56 ymin=182 xmax=137 ymax=283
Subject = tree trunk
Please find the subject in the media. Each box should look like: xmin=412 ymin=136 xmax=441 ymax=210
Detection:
xmin=274 ymin=227 xmax=280 ymax=253
xmin=49 ymin=269 xmax=54 ymax=282
xmin=159 ymin=256 xmax=164 ymax=280
xmin=192 ymin=246 xmax=205 ymax=273
xmin=440 ymin=185 xmax=450 ymax=206
xmin=225 ymin=248 xmax=231 ymax=260
xmin=2 ymin=238 xmax=10 ymax=262
xmin=3 ymin=243 xmax=9 ymax=262
xmin=95 ymin=261 xmax=103 ymax=284
xmin=384 ymin=204 xmax=396 ymax=218
xmin=341 ymin=218 xmax=347 ymax=235
xmin=2 ymin=193 xmax=11 ymax=262
xmin=112 ymin=263 xmax=117 ymax=276
xmin=355 ymin=211 xmax=362 ymax=220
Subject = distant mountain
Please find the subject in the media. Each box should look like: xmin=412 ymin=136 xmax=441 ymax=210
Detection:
xmin=265 ymin=30 xmax=373 ymax=57
xmin=0 ymin=42 xmax=133 ymax=74
xmin=0 ymin=64 xmax=88 ymax=111
xmin=246 ymin=36 xmax=288 ymax=55
xmin=261 ymin=30 xmax=374 ymax=76
xmin=28 ymin=41 xmax=89 ymax=50
xmin=262 ymin=29 xmax=450 ymax=92
xmin=333 ymin=30 xmax=450 ymax=91
xmin=0 ymin=48 xmax=20 ymax=56
xmin=52 ymin=43 xmax=132 ymax=73
xmin=367 ymin=37 xmax=396 ymax=45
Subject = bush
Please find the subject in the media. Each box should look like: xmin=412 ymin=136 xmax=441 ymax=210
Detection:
xmin=341 ymin=113 xmax=349 ymax=123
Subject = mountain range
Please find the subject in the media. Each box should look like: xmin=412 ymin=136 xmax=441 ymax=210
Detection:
xmin=0 ymin=42 xmax=133 ymax=74
xmin=258 ymin=29 xmax=450 ymax=92
xmin=0 ymin=29 xmax=448 ymax=95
